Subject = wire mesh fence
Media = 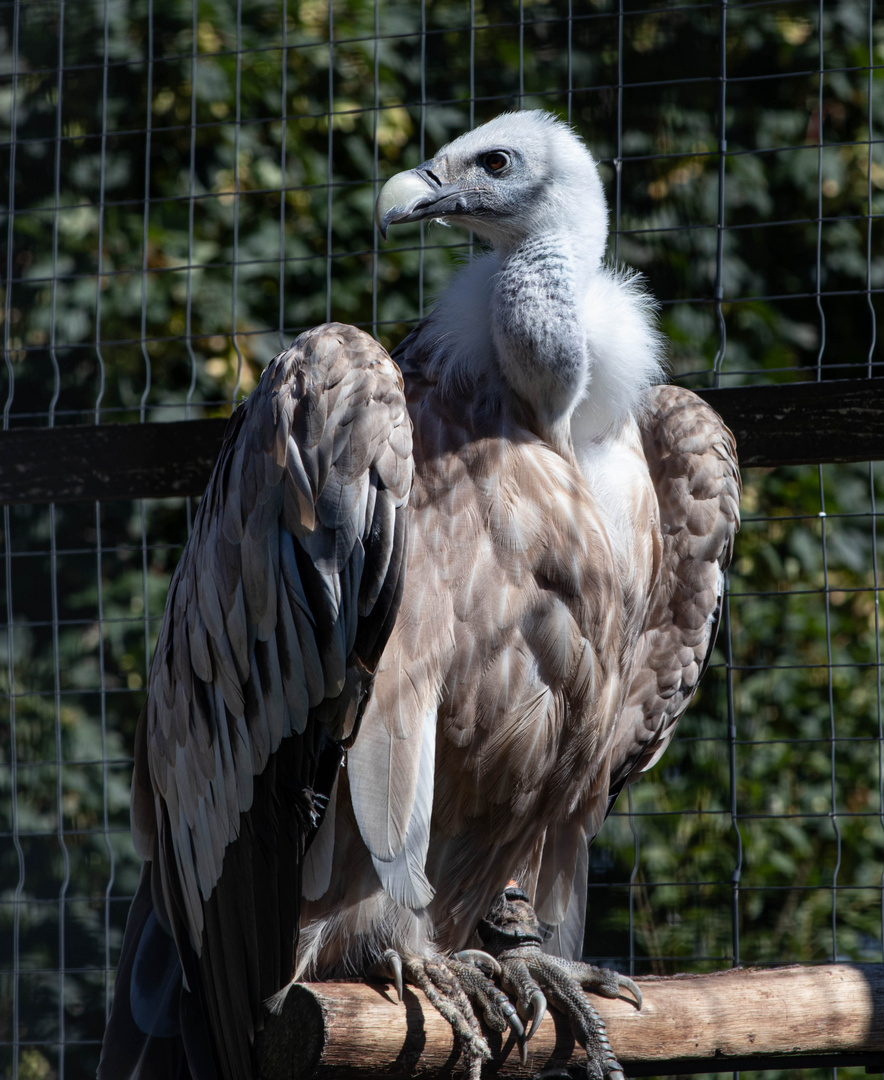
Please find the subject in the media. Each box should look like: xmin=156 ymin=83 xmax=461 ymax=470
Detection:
xmin=1 ymin=0 xmax=883 ymax=1078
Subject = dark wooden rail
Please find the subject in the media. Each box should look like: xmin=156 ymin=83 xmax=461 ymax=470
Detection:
xmin=2 ymin=378 xmax=883 ymax=506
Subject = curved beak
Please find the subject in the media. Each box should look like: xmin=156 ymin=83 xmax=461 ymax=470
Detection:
xmin=375 ymin=160 xmax=480 ymax=239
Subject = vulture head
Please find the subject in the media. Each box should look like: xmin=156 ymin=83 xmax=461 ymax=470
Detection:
xmin=375 ymin=111 xmax=663 ymax=443
xmin=376 ymin=110 xmax=608 ymax=261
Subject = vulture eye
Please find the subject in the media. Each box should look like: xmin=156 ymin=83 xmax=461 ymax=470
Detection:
xmin=482 ymin=151 xmax=510 ymax=175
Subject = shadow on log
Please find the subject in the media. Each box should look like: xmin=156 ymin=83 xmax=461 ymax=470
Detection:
xmin=253 ymin=964 xmax=884 ymax=1079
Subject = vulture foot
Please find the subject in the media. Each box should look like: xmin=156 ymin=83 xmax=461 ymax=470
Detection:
xmin=379 ymin=947 xmax=528 ymax=1078
xmin=477 ymin=886 xmax=641 ymax=1080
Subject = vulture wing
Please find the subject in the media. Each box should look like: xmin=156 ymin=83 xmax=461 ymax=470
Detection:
xmin=98 ymin=323 xmax=412 ymax=1080
xmin=610 ymin=383 xmax=741 ymax=798
xmin=540 ymin=385 xmax=740 ymax=959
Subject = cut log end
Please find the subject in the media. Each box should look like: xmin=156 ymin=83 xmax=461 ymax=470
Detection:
xmin=254 ymin=983 xmax=327 ymax=1080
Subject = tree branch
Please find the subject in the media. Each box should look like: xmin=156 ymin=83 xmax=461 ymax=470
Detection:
xmin=253 ymin=964 xmax=884 ymax=1079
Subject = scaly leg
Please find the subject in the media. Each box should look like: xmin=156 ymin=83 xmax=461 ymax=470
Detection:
xmin=377 ymin=886 xmax=638 ymax=1079
xmin=477 ymin=886 xmax=641 ymax=1080
xmin=379 ymin=947 xmax=525 ymax=1080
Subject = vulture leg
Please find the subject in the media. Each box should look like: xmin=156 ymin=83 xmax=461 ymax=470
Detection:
xmin=378 ymin=886 xmax=638 ymax=1079
xmin=378 ymin=946 xmax=532 ymax=1076
xmin=379 ymin=949 xmax=491 ymax=1080
xmin=477 ymin=887 xmax=641 ymax=1080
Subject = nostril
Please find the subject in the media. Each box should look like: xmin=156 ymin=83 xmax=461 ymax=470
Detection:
xmin=423 ymin=168 xmax=442 ymax=187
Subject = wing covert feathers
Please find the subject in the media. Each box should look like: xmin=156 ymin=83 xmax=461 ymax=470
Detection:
xmin=608 ymin=384 xmax=741 ymax=802
xmin=129 ymin=323 xmax=411 ymax=1080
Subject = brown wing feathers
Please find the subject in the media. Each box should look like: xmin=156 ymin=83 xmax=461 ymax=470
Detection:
xmin=607 ymin=384 xmax=741 ymax=803
xmin=113 ymin=324 xmax=412 ymax=1080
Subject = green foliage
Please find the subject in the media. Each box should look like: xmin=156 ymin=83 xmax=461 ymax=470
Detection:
xmin=1 ymin=1 xmax=883 ymax=1078
xmin=0 ymin=496 xmax=187 ymax=1079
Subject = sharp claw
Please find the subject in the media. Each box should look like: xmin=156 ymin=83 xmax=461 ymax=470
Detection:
xmin=492 ymin=997 xmax=527 ymax=1064
xmin=525 ymin=989 xmax=547 ymax=1041
xmin=514 ymin=1020 xmax=529 ymax=1065
xmin=382 ymin=949 xmax=404 ymax=1001
xmin=502 ymin=998 xmax=525 ymax=1039
xmin=392 ymin=954 xmax=404 ymax=1001
xmin=618 ymin=975 xmax=642 ymax=1009
xmin=452 ymin=949 xmax=502 ymax=977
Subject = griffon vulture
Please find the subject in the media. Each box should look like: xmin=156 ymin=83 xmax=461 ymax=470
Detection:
xmin=99 ymin=111 xmax=740 ymax=1080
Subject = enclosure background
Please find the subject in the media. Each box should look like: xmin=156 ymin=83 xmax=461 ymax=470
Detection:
xmin=1 ymin=1 xmax=883 ymax=1078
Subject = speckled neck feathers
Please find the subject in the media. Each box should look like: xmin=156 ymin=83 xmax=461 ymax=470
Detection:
xmin=492 ymin=232 xmax=587 ymax=440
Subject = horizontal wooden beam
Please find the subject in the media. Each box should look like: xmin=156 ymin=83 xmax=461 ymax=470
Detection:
xmin=696 ymin=377 xmax=884 ymax=469
xmin=253 ymin=964 xmax=884 ymax=1080
xmin=1 ymin=379 xmax=883 ymax=507
xmin=0 ymin=416 xmax=230 ymax=506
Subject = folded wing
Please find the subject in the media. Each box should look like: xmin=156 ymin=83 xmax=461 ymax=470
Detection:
xmin=610 ymin=384 xmax=741 ymax=801
xmin=99 ymin=323 xmax=412 ymax=1080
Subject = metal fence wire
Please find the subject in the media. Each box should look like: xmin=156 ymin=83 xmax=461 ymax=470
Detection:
xmin=1 ymin=1 xmax=883 ymax=1078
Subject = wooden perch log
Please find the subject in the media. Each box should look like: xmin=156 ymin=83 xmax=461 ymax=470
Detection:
xmin=253 ymin=964 xmax=884 ymax=1079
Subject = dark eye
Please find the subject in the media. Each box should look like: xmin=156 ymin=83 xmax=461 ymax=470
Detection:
xmin=482 ymin=151 xmax=510 ymax=174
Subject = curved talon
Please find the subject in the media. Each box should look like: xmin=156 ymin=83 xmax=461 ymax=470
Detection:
xmin=618 ymin=975 xmax=642 ymax=1009
xmin=453 ymin=949 xmax=502 ymax=977
xmin=382 ymin=949 xmax=404 ymax=1001
xmin=525 ymin=988 xmax=547 ymax=1041
xmin=489 ymin=996 xmax=528 ymax=1064
xmin=483 ymin=989 xmax=527 ymax=1065
xmin=499 ymin=998 xmax=527 ymax=1061
xmin=498 ymin=998 xmax=523 ymax=1033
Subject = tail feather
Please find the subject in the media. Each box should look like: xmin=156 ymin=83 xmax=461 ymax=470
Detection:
xmin=98 ymin=863 xmax=214 ymax=1080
